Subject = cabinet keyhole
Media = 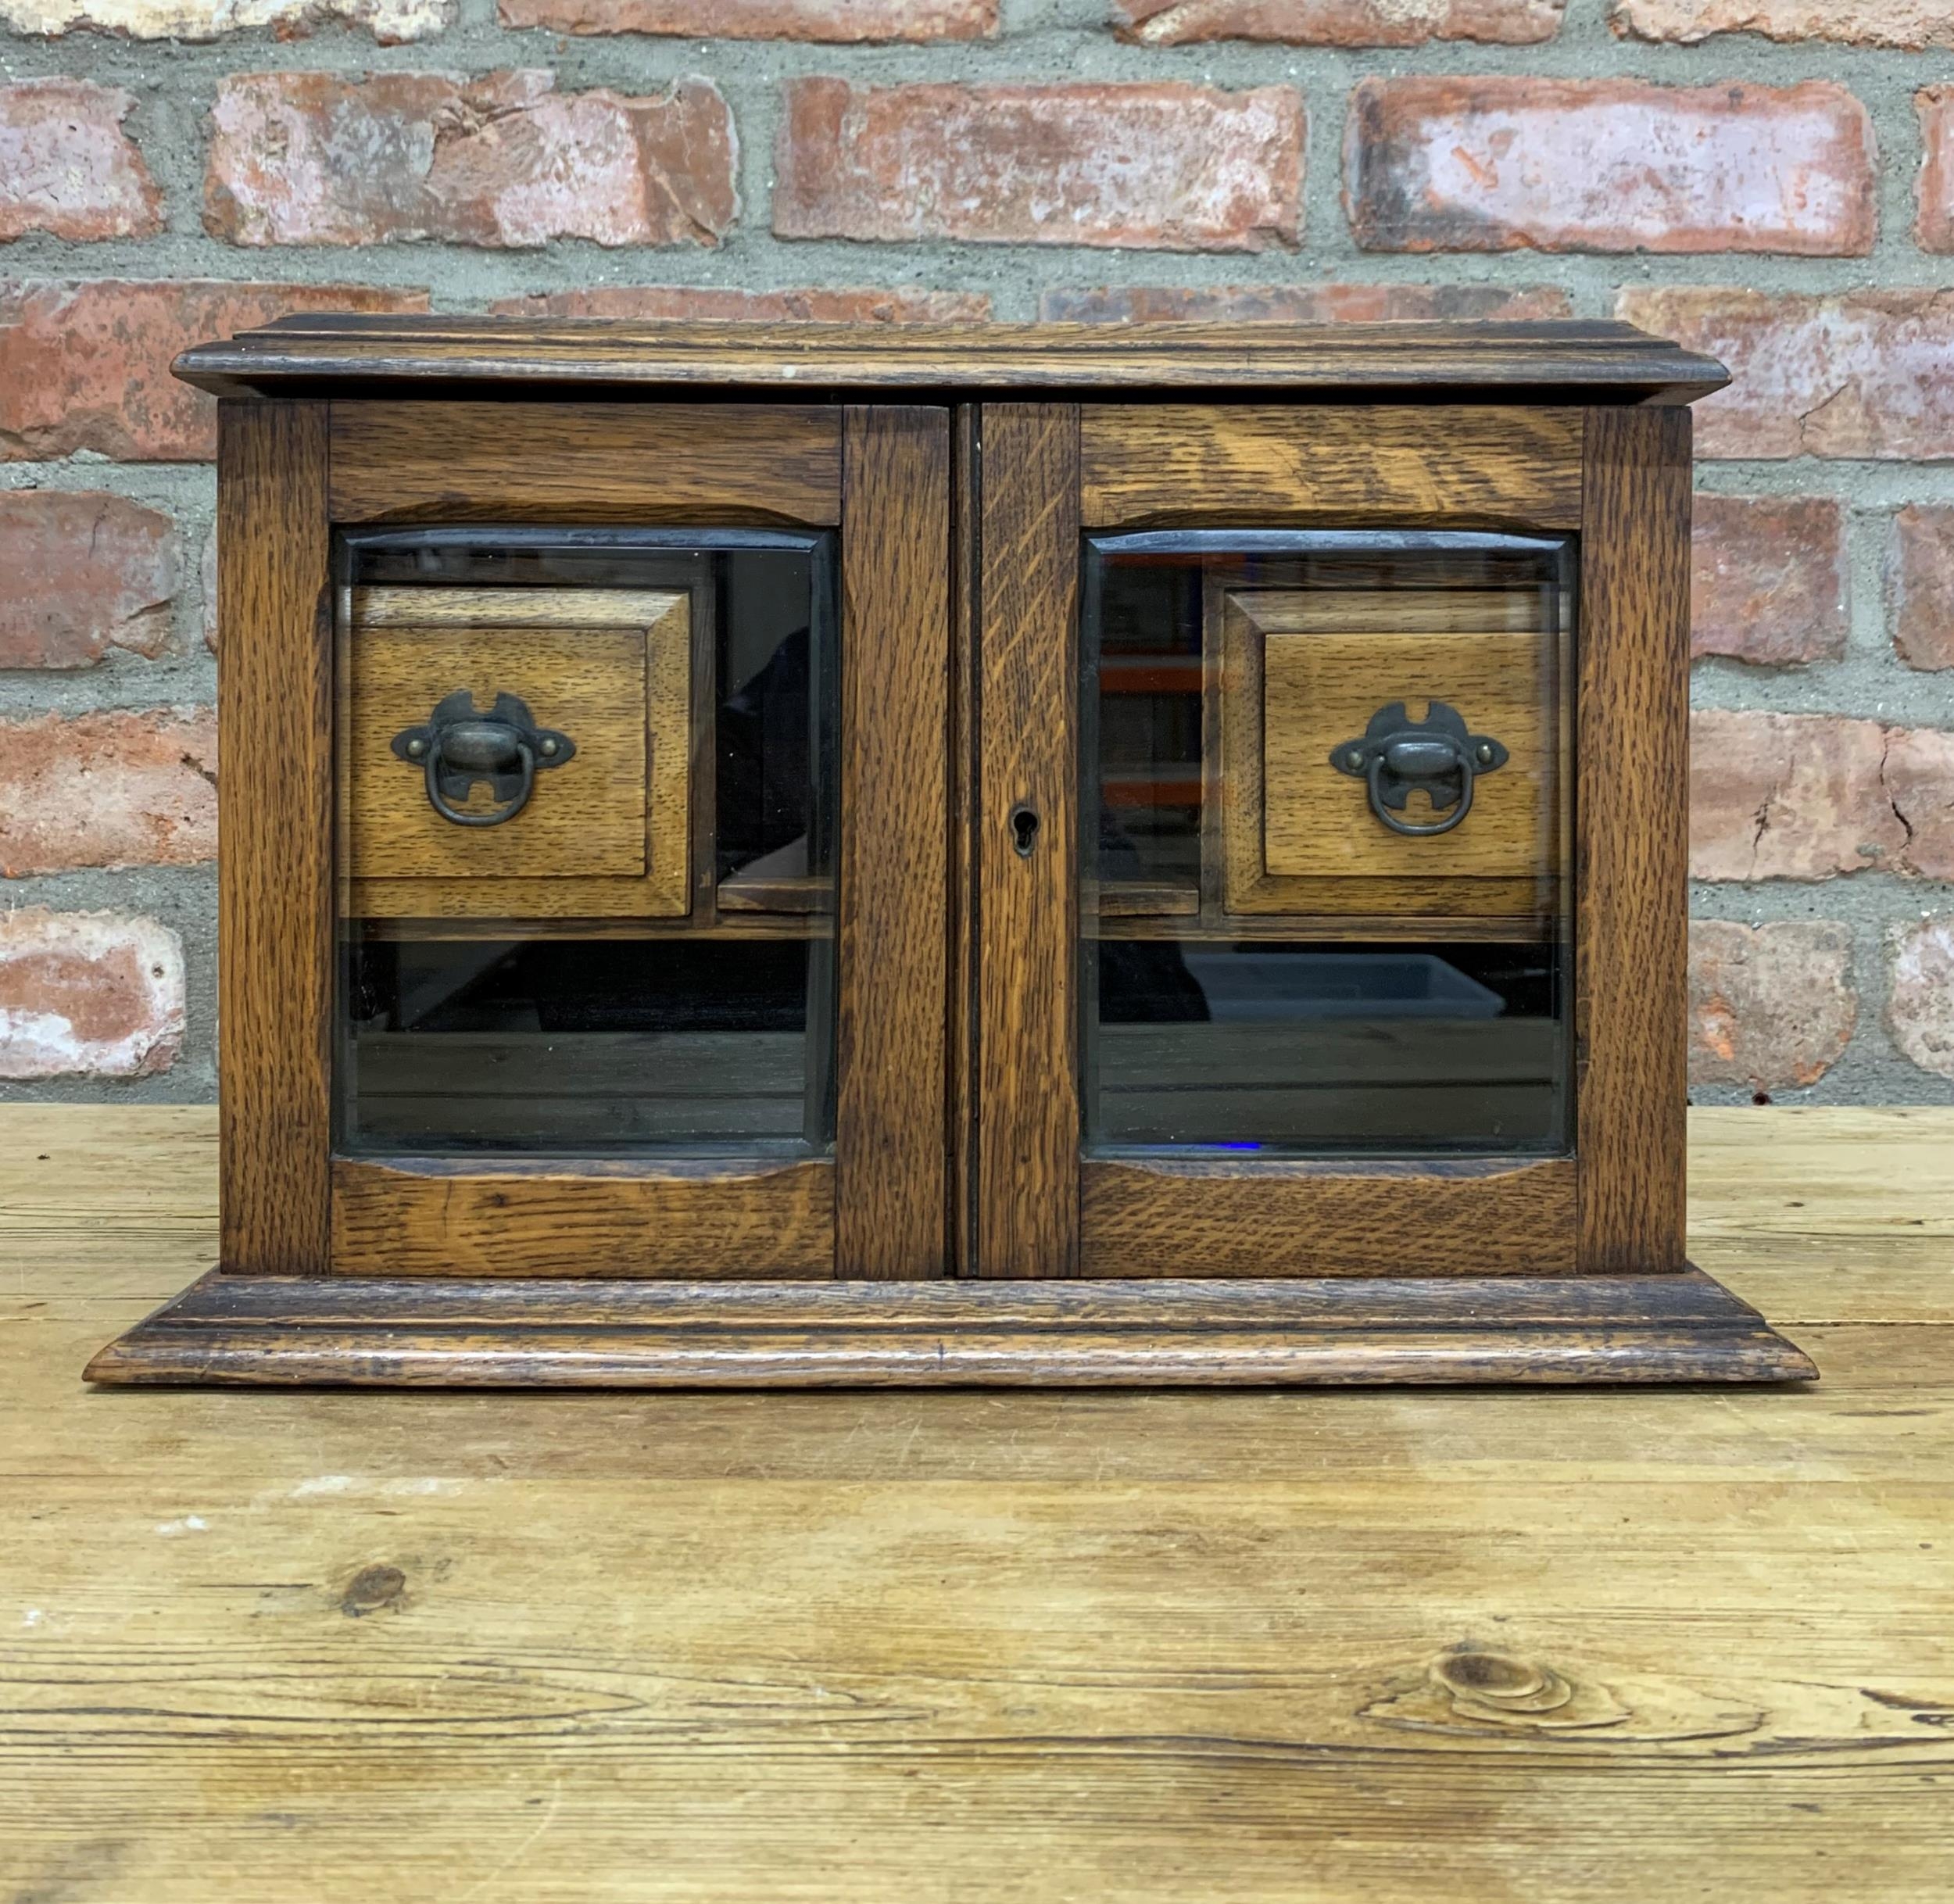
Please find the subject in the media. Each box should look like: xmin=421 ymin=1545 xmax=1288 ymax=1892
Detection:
xmin=1009 ymin=804 xmax=1040 ymax=858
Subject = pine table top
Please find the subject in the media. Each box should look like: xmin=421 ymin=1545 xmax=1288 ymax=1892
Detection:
xmin=4 ymin=1104 xmax=1949 ymax=1902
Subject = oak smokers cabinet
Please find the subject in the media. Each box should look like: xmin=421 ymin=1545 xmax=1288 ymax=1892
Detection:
xmin=89 ymin=318 xmax=1816 ymax=1388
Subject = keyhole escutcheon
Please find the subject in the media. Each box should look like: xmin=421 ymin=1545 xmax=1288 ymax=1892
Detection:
xmin=1009 ymin=804 xmax=1040 ymax=858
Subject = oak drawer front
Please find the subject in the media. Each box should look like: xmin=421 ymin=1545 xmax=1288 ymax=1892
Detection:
xmin=1219 ymin=589 xmax=1562 ymax=921
xmin=344 ymin=585 xmax=691 ymax=919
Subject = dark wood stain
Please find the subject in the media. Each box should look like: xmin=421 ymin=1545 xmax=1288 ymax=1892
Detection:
xmin=1577 ymin=406 xmax=1692 ymax=1272
xmin=329 ymin=401 xmax=841 ymax=527
xmin=177 ymin=317 xmax=1730 ymax=407
xmin=328 ymin=1157 xmax=835 ymax=1279
xmin=973 ymin=404 xmax=1082 ymax=1278
xmin=87 ymin=320 xmax=1788 ymax=1389
xmin=837 ymin=406 xmax=954 ymax=1278
xmin=217 ymin=401 xmax=334 ymax=1277
xmin=1080 ymin=1157 xmax=1577 ymax=1278
xmin=84 ymin=1265 xmax=1814 ymax=1387
xmin=1080 ymin=405 xmax=1584 ymax=530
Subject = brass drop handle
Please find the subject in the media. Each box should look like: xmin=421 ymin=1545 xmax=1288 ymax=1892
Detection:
xmin=1330 ymin=700 xmax=1507 ymax=839
xmin=390 ymin=690 xmax=575 ymax=829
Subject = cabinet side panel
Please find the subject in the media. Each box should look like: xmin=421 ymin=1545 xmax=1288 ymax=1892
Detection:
xmin=218 ymin=400 xmax=334 ymax=1274
xmin=975 ymin=405 xmax=1082 ymax=1277
xmin=837 ymin=407 xmax=953 ymax=1277
xmin=1577 ymin=406 xmax=1691 ymax=1272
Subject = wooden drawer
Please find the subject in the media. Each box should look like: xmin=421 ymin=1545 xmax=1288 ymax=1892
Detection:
xmin=345 ymin=585 xmax=692 ymax=919
xmin=1219 ymin=589 xmax=1562 ymax=921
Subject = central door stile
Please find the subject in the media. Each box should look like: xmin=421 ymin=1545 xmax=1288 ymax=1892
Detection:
xmin=836 ymin=406 xmax=957 ymax=1278
xmin=972 ymin=403 xmax=1083 ymax=1279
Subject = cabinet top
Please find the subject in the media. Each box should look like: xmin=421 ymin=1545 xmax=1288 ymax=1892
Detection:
xmin=174 ymin=317 xmax=1727 ymax=406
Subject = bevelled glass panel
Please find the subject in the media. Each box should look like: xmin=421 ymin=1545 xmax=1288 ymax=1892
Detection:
xmin=335 ymin=529 xmax=837 ymax=1158
xmin=1081 ymin=530 xmax=1574 ymax=1158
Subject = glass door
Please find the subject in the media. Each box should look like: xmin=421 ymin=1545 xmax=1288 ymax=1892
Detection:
xmin=1082 ymin=528 xmax=1573 ymax=1159
xmin=323 ymin=403 xmax=954 ymax=1279
xmin=336 ymin=528 xmax=840 ymax=1161
xmin=969 ymin=401 xmax=1588 ymax=1279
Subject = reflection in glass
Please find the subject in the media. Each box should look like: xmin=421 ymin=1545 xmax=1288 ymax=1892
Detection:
xmin=335 ymin=529 xmax=836 ymax=1158
xmin=1082 ymin=531 xmax=1573 ymax=1158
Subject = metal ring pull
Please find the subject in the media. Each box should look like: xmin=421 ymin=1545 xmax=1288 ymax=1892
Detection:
xmin=1330 ymin=700 xmax=1507 ymax=839
xmin=390 ymin=690 xmax=575 ymax=829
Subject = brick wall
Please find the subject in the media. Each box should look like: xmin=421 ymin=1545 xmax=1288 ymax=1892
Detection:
xmin=2 ymin=0 xmax=1950 ymax=1106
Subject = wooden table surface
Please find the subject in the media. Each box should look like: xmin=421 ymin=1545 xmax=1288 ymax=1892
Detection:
xmin=5 ymin=1104 xmax=1951 ymax=1901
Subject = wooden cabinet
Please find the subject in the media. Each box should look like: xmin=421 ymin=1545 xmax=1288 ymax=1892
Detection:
xmin=88 ymin=319 xmax=1814 ymax=1388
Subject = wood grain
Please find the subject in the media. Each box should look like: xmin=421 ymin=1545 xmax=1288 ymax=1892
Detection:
xmin=27 ymin=1106 xmax=1954 ymax=1903
xmin=355 ymin=913 xmax=829 ymax=943
xmin=13 ymin=1099 xmax=1945 ymax=1317
xmin=717 ymin=875 xmax=832 ymax=914
xmin=837 ymin=406 xmax=952 ymax=1279
xmin=344 ymin=591 xmax=692 ymax=918
xmin=1218 ymin=591 xmax=1560 ymax=917
xmin=1577 ymin=406 xmax=1692 ymax=1273
xmin=176 ymin=316 xmax=1731 ymax=405
xmin=1080 ymin=406 xmax=1583 ymax=529
xmin=1262 ymin=635 xmax=1551 ymax=879
xmin=352 ymin=586 xmax=678 ymax=629
xmin=216 ymin=400 xmax=333 ymax=1277
xmin=328 ymin=1156 xmax=834 ymax=1279
xmin=950 ymin=403 xmax=979 ymax=1279
xmin=84 ymin=1260 xmax=1805 ymax=1386
xmin=328 ymin=401 xmax=841 ymax=526
xmin=975 ymin=404 xmax=1082 ymax=1278
xmin=1079 ymin=1156 xmax=1576 ymax=1277
xmin=1088 ymin=881 xmax=1200 ymax=919
xmin=350 ymin=626 xmax=649 ymax=878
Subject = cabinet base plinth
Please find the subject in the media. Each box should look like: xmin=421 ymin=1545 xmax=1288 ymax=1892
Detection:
xmin=88 ymin=1266 xmax=1813 ymax=1388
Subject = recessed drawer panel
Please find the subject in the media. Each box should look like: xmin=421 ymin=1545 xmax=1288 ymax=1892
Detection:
xmin=344 ymin=586 xmax=690 ymax=918
xmin=1221 ymin=589 xmax=1562 ymax=920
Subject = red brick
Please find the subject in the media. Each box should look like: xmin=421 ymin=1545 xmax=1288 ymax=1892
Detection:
xmin=0 ymin=0 xmax=453 ymax=37
xmin=1891 ymin=504 xmax=1954 ymax=671
xmin=0 ymin=80 xmax=162 ymax=243
xmin=1115 ymin=0 xmax=1562 ymax=42
xmin=1918 ymin=86 xmax=1954 ymax=252
xmin=1346 ymin=78 xmax=1873 ymax=256
xmin=1688 ymin=710 xmax=1902 ymax=882
xmin=1619 ymin=288 xmax=1954 ymax=460
xmin=1040 ymin=283 xmax=1570 ymax=321
xmin=0 ymin=493 xmax=177 ymax=670
xmin=1888 ymin=914 xmax=1954 ymax=1079
xmin=775 ymin=80 xmax=1303 ymax=252
xmin=1884 ymin=725 xmax=1954 ymax=880
xmin=206 ymin=71 xmax=737 ymax=250
xmin=0 ymin=908 xmax=184 ymax=1081
xmin=497 ymin=0 xmax=994 ymax=36
xmin=1688 ymin=919 xmax=1855 ymax=1090
xmin=0 ymin=710 xmax=217 ymax=876
xmin=1691 ymin=495 xmax=1845 ymax=666
xmin=1614 ymin=0 xmax=1954 ymax=48
xmin=0 ymin=280 xmax=428 ymax=462
xmin=491 ymin=286 xmax=990 ymax=321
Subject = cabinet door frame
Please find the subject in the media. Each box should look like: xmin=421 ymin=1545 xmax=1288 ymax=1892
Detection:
xmin=217 ymin=396 xmax=954 ymax=1280
xmin=974 ymin=399 xmax=1687 ymax=1280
